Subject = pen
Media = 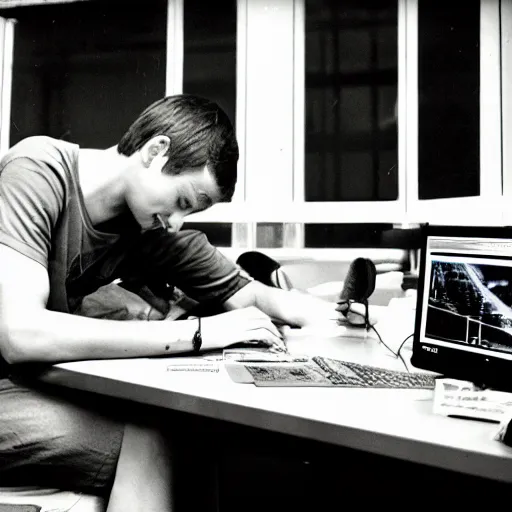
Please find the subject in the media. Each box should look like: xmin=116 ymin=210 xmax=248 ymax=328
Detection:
xmin=155 ymin=214 xmax=167 ymax=230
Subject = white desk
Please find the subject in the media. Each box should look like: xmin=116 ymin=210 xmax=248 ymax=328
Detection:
xmin=39 ymin=325 xmax=512 ymax=485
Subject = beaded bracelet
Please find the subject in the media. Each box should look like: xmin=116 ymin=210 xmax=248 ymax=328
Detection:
xmin=192 ymin=316 xmax=202 ymax=352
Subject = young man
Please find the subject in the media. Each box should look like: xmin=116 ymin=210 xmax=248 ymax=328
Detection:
xmin=0 ymin=94 xmax=341 ymax=511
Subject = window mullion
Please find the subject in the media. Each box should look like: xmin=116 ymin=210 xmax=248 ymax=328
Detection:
xmin=166 ymin=0 xmax=184 ymax=95
xmin=0 ymin=16 xmax=15 ymax=155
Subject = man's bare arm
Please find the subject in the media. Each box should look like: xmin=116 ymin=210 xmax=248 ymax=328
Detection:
xmin=0 ymin=246 xmax=284 ymax=364
xmin=225 ymin=280 xmax=379 ymax=328
xmin=224 ymin=280 xmax=339 ymax=327
xmin=0 ymin=245 xmax=201 ymax=364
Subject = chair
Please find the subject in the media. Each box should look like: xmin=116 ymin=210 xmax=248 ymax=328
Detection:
xmin=0 ymin=487 xmax=105 ymax=512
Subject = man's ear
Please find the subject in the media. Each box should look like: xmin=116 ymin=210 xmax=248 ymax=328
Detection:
xmin=140 ymin=135 xmax=171 ymax=168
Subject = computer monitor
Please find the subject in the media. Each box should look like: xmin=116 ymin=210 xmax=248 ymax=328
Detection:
xmin=411 ymin=224 xmax=512 ymax=391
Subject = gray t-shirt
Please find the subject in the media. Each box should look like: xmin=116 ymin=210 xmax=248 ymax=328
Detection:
xmin=0 ymin=136 xmax=249 ymax=313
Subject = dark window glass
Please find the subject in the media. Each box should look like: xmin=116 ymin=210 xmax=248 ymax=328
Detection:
xmin=418 ymin=0 xmax=480 ymax=199
xmin=305 ymin=0 xmax=398 ymax=202
xmin=5 ymin=0 xmax=167 ymax=148
xmin=182 ymin=0 xmax=236 ymax=245
xmin=184 ymin=223 xmax=232 ymax=247
xmin=306 ymin=223 xmax=393 ymax=248
xmin=183 ymin=0 xmax=237 ymax=130
xmin=305 ymin=223 xmax=421 ymax=250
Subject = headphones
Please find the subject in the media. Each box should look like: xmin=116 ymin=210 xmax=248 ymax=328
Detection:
xmin=236 ymin=251 xmax=293 ymax=291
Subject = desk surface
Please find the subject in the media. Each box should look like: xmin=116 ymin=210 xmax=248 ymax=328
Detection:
xmin=40 ymin=317 xmax=512 ymax=485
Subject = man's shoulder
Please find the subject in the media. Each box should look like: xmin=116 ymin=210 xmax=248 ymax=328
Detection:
xmin=0 ymin=135 xmax=78 ymax=170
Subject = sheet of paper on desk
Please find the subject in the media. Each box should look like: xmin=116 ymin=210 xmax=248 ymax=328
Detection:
xmin=223 ymin=348 xmax=309 ymax=363
xmin=165 ymin=358 xmax=220 ymax=373
xmin=433 ymin=378 xmax=512 ymax=422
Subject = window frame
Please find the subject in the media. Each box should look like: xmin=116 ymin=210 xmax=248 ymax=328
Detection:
xmin=0 ymin=16 xmax=15 ymax=156
xmin=165 ymin=0 xmax=184 ymax=97
xmin=0 ymin=0 xmax=507 ymax=247
xmin=403 ymin=0 xmax=504 ymax=227
xmin=501 ymin=0 xmax=512 ymax=224
xmin=188 ymin=0 xmax=407 ymax=231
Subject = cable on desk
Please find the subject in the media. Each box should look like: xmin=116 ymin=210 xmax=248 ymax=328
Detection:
xmin=370 ymin=325 xmax=409 ymax=372
xmin=340 ymin=307 xmax=412 ymax=372
xmin=396 ymin=333 xmax=414 ymax=372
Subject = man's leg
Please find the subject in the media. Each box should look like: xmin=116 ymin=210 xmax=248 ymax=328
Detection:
xmin=0 ymin=377 xmax=176 ymax=511
xmin=107 ymin=422 xmax=175 ymax=512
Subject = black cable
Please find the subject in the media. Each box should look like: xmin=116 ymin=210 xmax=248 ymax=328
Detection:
xmin=341 ymin=306 xmax=412 ymax=372
xmin=370 ymin=324 xmax=409 ymax=372
xmin=397 ymin=333 xmax=414 ymax=357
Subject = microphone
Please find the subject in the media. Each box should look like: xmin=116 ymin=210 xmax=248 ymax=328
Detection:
xmin=337 ymin=257 xmax=377 ymax=330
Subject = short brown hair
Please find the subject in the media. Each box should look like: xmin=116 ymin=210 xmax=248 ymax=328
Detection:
xmin=118 ymin=94 xmax=239 ymax=201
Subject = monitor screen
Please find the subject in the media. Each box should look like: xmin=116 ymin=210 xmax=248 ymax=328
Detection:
xmin=411 ymin=225 xmax=512 ymax=391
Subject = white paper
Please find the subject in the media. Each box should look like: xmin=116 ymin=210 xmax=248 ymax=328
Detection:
xmin=433 ymin=378 xmax=512 ymax=422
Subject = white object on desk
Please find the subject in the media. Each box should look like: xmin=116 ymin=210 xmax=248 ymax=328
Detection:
xmin=165 ymin=359 xmax=220 ymax=373
xmin=433 ymin=378 xmax=512 ymax=423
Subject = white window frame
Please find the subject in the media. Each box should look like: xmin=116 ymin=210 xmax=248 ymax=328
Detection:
xmin=0 ymin=16 xmax=15 ymax=156
xmin=404 ymin=0 xmax=504 ymax=226
xmin=501 ymin=0 xmax=512 ymax=224
xmin=1 ymin=0 xmax=508 ymax=246
xmin=188 ymin=0 xmax=407 ymax=230
xmin=165 ymin=0 xmax=184 ymax=97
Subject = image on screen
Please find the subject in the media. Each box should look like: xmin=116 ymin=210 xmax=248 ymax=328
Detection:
xmin=425 ymin=258 xmax=512 ymax=355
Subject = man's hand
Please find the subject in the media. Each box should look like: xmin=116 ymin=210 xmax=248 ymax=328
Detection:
xmin=336 ymin=301 xmax=379 ymax=327
xmin=200 ymin=306 xmax=287 ymax=353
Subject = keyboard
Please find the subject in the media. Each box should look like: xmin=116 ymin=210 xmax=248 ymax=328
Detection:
xmin=312 ymin=356 xmax=437 ymax=389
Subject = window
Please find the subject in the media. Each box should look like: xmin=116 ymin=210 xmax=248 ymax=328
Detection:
xmin=405 ymin=0 xmax=502 ymax=226
xmin=4 ymin=0 xmax=167 ymax=148
xmin=183 ymin=0 xmax=237 ymax=132
xmin=182 ymin=0 xmax=237 ymax=246
xmin=417 ymin=0 xmax=480 ymax=200
xmin=0 ymin=0 xmax=507 ymax=250
xmin=2 ymin=0 xmax=238 ymax=247
xmin=188 ymin=0 xmax=404 ymax=253
xmin=501 ymin=0 xmax=512 ymax=218
xmin=305 ymin=0 xmax=398 ymax=203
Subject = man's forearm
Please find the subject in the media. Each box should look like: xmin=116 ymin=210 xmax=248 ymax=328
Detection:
xmin=253 ymin=284 xmax=338 ymax=327
xmin=2 ymin=309 xmax=199 ymax=364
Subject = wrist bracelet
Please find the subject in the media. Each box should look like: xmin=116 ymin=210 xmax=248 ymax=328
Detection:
xmin=192 ymin=316 xmax=202 ymax=353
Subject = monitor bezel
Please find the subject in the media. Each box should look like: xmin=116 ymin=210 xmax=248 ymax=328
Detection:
xmin=411 ymin=223 xmax=512 ymax=391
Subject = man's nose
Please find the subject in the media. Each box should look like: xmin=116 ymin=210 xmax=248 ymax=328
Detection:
xmin=167 ymin=213 xmax=184 ymax=233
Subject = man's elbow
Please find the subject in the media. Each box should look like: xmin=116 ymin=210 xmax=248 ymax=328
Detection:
xmin=0 ymin=325 xmax=29 ymax=364
xmin=0 ymin=319 xmax=49 ymax=364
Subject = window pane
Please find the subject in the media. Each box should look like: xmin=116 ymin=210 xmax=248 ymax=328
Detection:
xmin=305 ymin=223 xmax=393 ymax=248
xmin=183 ymin=0 xmax=237 ymax=130
xmin=418 ymin=0 xmax=480 ymax=200
xmin=257 ymin=224 xmax=284 ymax=249
xmin=184 ymin=223 xmax=233 ymax=247
xmin=305 ymin=0 xmax=398 ymax=202
xmin=5 ymin=0 xmax=167 ymax=148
